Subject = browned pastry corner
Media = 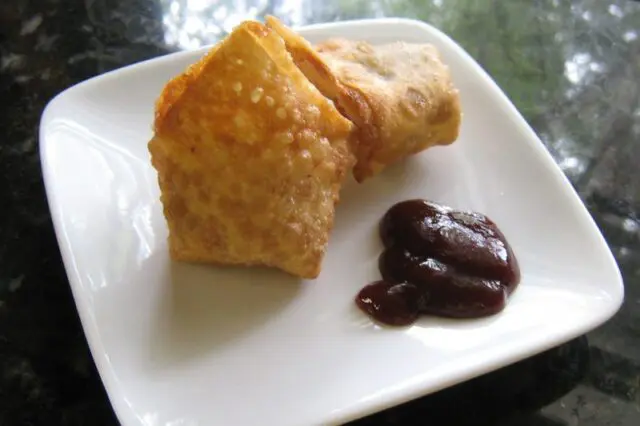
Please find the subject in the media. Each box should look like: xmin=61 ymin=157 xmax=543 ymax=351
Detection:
xmin=266 ymin=16 xmax=462 ymax=182
xmin=148 ymin=21 xmax=355 ymax=278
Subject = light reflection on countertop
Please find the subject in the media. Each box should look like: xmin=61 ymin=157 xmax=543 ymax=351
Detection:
xmin=160 ymin=0 xmax=306 ymax=49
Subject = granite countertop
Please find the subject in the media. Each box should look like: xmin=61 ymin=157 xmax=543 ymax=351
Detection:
xmin=1 ymin=0 xmax=639 ymax=425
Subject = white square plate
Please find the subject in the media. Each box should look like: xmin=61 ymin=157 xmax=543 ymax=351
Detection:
xmin=40 ymin=18 xmax=623 ymax=426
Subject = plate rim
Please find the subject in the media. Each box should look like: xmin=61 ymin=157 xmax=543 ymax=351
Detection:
xmin=39 ymin=17 xmax=624 ymax=426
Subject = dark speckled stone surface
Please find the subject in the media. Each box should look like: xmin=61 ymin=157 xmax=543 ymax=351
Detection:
xmin=1 ymin=0 xmax=639 ymax=425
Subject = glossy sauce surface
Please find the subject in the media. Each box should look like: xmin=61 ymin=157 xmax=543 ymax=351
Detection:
xmin=356 ymin=199 xmax=520 ymax=326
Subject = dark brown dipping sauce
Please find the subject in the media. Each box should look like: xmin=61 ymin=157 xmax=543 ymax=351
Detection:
xmin=356 ymin=281 xmax=421 ymax=326
xmin=356 ymin=199 xmax=520 ymax=326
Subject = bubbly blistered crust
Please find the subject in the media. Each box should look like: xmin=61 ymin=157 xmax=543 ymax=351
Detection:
xmin=315 ymin=38 xmax=461 ymax=181
xmin=266 ymin=15 xmax=461 ymax=182
xmin=265 ymin=16 xmax=373 ymax=139
xmin=148 ymin=21 xmax=355 ymax=278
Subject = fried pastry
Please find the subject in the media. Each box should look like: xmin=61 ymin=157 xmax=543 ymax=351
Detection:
xmin=266 ymin=16 xmax=461 ymax=182
xmin=148 ymin=21 xmax=355 ymax=278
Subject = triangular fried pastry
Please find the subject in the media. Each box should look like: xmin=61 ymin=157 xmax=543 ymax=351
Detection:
xmin=266 ymin=16 xmax=461 ymax=182
xmin=148 ymin=21 xmax=355 ymax=278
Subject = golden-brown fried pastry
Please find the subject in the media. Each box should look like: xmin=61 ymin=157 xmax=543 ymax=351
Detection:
xmin=266 ymin=16 xmax=461 ymax=182
xmin=148 ymin=21 xmax=355 ymax=278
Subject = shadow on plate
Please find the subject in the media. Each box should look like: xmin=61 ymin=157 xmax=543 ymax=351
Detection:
xmin=335 ymin=155 xmax=433 ymax=228
xmin=148 ymin=261 xmax=302 ymax=368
